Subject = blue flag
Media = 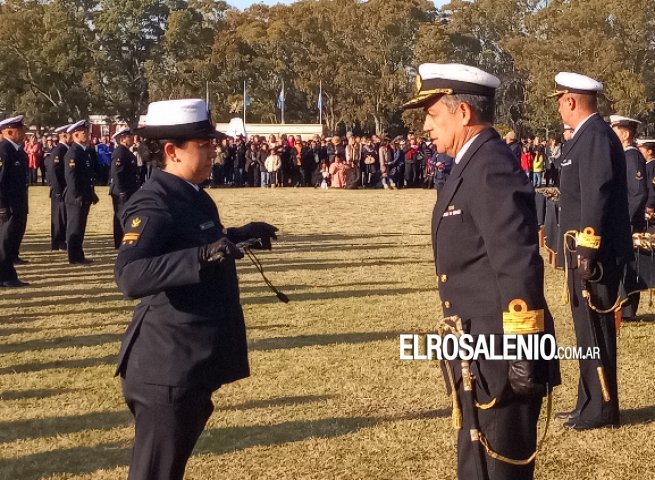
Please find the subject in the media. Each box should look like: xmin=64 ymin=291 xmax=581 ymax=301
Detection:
xmin=277 ymin=85 xmax=285 ymax=110
xmin=317 ymin=88 xmax=323 ymax=110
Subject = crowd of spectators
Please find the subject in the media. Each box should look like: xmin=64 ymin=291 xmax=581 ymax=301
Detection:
xmin=21 ymin=128 xmax=564 ymax=192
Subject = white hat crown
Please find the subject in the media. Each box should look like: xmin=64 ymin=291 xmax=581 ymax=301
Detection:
xmin=144 ymin=99 xmax=210 ymax=127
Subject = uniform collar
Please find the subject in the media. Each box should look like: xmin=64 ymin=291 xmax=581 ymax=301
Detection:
xmin=572 ymin=113 xmax=598 ymax=138
xmin=454 ymin=133 xmax=482 ymax=164
xmin=6 ymin=139 xmax=21 ymax=151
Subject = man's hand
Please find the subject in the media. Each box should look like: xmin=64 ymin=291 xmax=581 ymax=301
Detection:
xmin=578 ymin=255 xmax=599 ymax=281
xmin=91 ymin=192 xmax=100 ymax=205
xmin=508 ymin=359 xmax=546 ymax=398
xmin=198 ymin=237 xmax=244 ymax=265
xmin=231 ymin=222 xmax=279 ymax=250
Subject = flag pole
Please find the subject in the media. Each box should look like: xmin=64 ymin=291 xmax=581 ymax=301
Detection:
xmin=319 ymin=80 xmax=323 ymax=127
xmin=281 ymin=79 xmax=285 ymax=125
xmin=243 ymin=80 xmax=247 ymax=125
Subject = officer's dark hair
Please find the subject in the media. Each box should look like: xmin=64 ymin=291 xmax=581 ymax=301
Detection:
xmin=441 ymin=94 xmax=495 ymax=124
xmin=143 ymin=138 xmax=187 ymax=167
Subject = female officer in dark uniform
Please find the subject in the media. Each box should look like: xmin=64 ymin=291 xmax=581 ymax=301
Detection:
xmin=114 ymin=99 xmax=278 ymax=480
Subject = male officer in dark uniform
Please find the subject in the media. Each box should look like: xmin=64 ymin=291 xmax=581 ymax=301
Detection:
xmin=64 ymin=120 xmax=99 ymax=264
xmin=45 ymin=124 xmax=70 ymax=251
xmin=109 ymin=127 xmax=139 ymax=248
xmin=114 ymin=99 xmax=279 ymax=480
xmin=403 ymin=64 xmax=560 ymax=480
xmin=0 ymin=116 xmax=30 ymax=287
xmin=552 ymin=72 xmax=630 ymax=430
xmin=637 ymin=138 xmax=655 ymax=225
xmin=610 ymin=115 xmax=648 ymax=319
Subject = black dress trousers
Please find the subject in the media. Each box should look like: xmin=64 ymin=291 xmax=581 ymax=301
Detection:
xmin=122 ymin=377 xmax=214 ymax=480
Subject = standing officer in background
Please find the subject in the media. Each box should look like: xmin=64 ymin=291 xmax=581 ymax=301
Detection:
xmin=114 ymin=99 xmax=279 ymax=480
xmin=0 ymin=116 xmax=29 ymax=287
xmin=64 ymin=120 xmax=99 ymax=265
xmin=610 ymin=115 xmax=648 ymax=320
xmin=403 ymin=64 xmax=560 ymax=480
xmin=637 ymin=138 xmax=655 ymax=226
xmin=109 ymin=127 xmax=139 ymax=249
xmin=552 ymin=72 xmax=630 ymax=430
xmin=609 ymin=115 xmax=647 ymax=232
xmin=45 ymin=124 xmax=70 ymax=251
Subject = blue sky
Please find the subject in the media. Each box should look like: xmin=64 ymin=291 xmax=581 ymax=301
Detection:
xmin=229 ymin=0 xmax=449 ymax=10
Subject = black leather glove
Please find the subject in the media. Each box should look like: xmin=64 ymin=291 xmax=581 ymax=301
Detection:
xmin=230 ymin=222 xmax=279 ymax=250
xmin=91 ymin=192 xmax=100 ymax=205
xmin=508 ymin=359 xmax=546 ymax=398
xmin=54 ymin=193 xmax=63 ymax=200
xmin=578 ymin=255 xmax=599 ymax=281
xmin=198 ymin=237 xmax=244 ymax=265
xmin=0 ymin=208 xmax=10 ymax=223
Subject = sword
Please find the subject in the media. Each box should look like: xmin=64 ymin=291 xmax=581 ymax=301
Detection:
xmin=581 ymin=281 xmax=611 ymax=402
xmin=441 ymin=316 xmax=488 ymax=480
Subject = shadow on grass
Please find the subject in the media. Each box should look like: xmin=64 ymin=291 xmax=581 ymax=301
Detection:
xmin=0 ymin=407 xmax=448 ymax=479
xmin=0 ymin=333 xmax=122 ymax=355
xmin=0 ymin=388 xmax=77 ymax=401
xmin=219 ymin=394 xmax=334 ymax=411
xmin=0 ymin=410 xmax=131 ymax=443
xmin=242 ymin=287 xmax=422 ymax=305
xmin=249 ymin=331 xmax=403 ymax=352
xmin=621 ymin=405 xmax=655 ymax=426
xmin=0 ymin=354 xmax=117 ymax=375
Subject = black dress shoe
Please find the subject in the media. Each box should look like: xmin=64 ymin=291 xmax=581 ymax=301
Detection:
xmin=564 ymin=418 xmax=620 ymax=431
xmin=13 ymin=257 xmax=29 ymax=265
xmin=555 ymin=409 xmax=581 ymax=420
xmin=70 ymin=259 xmax=93 ymax=265
xmin=1 ymin=279 xmax=30 ymax=288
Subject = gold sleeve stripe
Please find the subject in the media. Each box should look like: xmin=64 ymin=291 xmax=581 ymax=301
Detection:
xmin=503 ymin=299 xmax=545 ymax=334
xmin=576 ymin=227 xmax=601 ymax=249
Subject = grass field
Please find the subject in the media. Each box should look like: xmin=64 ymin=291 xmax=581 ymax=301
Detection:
xmin=1 ymin=186 xmax=654 ymax=480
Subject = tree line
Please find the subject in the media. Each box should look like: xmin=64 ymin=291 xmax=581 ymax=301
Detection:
xmin=1 ymin=0 xmax=654 ymax=138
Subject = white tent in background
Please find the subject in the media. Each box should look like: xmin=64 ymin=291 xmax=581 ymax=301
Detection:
xmin=225 ymin=117 xmax=247 ymax=138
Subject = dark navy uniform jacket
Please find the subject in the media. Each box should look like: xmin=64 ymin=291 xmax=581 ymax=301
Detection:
xmin=646 ymin=159 xmax=655 ymax=210
xmin=624 ymin=146 xmax=647 ymax=232
xmin=433 ymin=128 xmax=560 ymax=402
xmin=559 ymin=114 xmax=632 ymax=264
xmin=110 ymin=144 xmax=139 ymax=196
xmin=45 ymin=143 xmax=68 ymax=198
xmin=64 ymin=143 xmax=96 ymax=205
xmin=114 ymin=168 xmax=249 ymax=390
xmin=0 ymin=139 xmax=28 ymax=211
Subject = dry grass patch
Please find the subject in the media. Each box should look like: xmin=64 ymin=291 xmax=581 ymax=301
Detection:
xmin=0 ymin=186 xmax=653 ymax=479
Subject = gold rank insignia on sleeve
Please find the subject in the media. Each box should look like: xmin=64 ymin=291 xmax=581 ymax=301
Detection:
xmin=121 ymin=215 xmax=148 ymax=247
xmin=68 ymin=159 xmax=75 ymax=169
xmin=53 ymin=156 xmax=59 ymax=164
xmin=576 ymin=227 xmax=601 ymax=249
xmin=636 ymin=171 xmax=643 ymax=180
xmin=502 ymin=299 xmax=545 ymax=335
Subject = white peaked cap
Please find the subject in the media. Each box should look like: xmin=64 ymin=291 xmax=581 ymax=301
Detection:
xmin=552 ymin=72 xmax=603 ymax=96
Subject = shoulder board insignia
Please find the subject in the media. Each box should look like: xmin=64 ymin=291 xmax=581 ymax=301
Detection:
xmin=122 ymin=215 xmax=149 ymax=247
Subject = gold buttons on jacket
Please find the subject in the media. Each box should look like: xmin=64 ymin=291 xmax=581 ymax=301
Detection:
xmin=440 ymin=274 xmax=448 ymax=283
xmin=444 ymin=301 xmax=452 ymax=309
